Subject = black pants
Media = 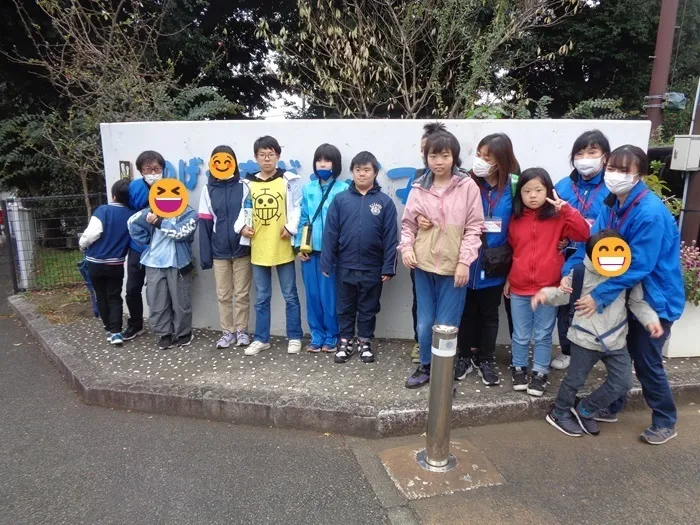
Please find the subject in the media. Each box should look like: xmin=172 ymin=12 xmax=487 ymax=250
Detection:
xmin=125 ymin=248 xmax=145 ymax=330
xmin=88 ymin=262 xmax=125 ymax=334
xmin=410 ymin=269 xmax=418 ymax=342
xmin=458 ymin=284 xmax=504 ymax=363
xmin=557 ymin=305 xmax=572 ymax=356
xmin=504 ymin=296 xmax=514 ymax=339
xmin=335 ymin=267 xmax=383 ymax=341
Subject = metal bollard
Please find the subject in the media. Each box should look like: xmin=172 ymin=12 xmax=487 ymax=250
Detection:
xmin=417 ymin=324 xmax=458 ymax=473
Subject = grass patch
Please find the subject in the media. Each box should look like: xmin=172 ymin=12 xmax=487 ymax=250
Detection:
xmin=28 ymin=286 xmax=95 ymax=324
xmin=32 ymin=247 xmax=84 ymax=289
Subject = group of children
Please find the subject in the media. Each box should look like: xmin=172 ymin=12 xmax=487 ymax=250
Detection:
xmin=79 ymin=126 xmax=686 ymax=445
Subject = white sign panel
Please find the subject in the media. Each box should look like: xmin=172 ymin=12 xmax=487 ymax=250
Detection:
xmin=101 ymin=119 xmax=651 ymax=341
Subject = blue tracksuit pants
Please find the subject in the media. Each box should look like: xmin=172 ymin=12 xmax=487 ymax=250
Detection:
xmin=301 ymin=252 xmax=339 ymax=347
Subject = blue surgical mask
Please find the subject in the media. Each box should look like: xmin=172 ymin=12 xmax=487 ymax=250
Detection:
xmin=316 ymin=169 xmax=333 ymax=181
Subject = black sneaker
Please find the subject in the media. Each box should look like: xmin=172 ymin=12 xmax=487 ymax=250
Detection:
xmin=334 ymin=338 xmax=355 ymax=364
xmin=477 ymin=361 xmax=500 ymax=386
xmin=158 ymin=335 xmax=174 ymax=350
xmin=122 ymin=325 xmax=144 ymax=341
xmin=359 ymin=340 xmax=375 ymax=363
xmin=511 ymin=366 xmax=528 ymax=391
xmin=176 ymin=332 xmax=194 ymax=347
xmin=406 ymin=364 xmax=431 ymax=389
xmin=546 ymin=409 xmax=584 ymax=437
xmin=572 ymin=401 xmax=600 ymax=436
xmin=454 ymin=357 xmax=473 ymax=380
xmin=526 ymin=372 xmax=548 ymax=397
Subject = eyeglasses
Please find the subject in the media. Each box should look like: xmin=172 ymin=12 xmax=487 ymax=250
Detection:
xmin=256 ymin=153 xmax=278 ymax=161
xmin=141 ymin=166 xmax=163 ymax=175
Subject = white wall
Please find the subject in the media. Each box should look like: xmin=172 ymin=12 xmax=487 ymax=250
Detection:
xmin=101 ymin=119 xmax=651 ymax=341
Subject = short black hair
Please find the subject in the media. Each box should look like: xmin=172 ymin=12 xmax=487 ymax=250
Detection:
xmin=135 ymin=150 xmax=165 ymax=172
xmin=423 ymin=131 xmax=462 ymax=168
xmin=422 ymin=122 xmax=447 ymax=139
xmin=513 ymin=167 xmax=557 ymax=219
xmin=570 ymin=130 xmax=611 ymax=165
xmin=350 ymin=151 xmax=379 ymax=174
xmin=112 ymin=179 xmax=130 ymax=206
xmin=586 ymin=229 xmax=623 ymax=260
xmin=313 ymin=143 xmax=343 ymax=178
xmin=254 ymin=135 xmax=282 ymax=155
xmin=607 ymin=145 xmax=649 ymax=176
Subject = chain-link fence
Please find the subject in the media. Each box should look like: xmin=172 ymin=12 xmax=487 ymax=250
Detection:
xmin=1 ymin=194 xmax=107 ymax=293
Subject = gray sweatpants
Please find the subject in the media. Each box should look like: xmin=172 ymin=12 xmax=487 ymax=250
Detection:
xmin=145 ymin=267 xmax=193 ymax=338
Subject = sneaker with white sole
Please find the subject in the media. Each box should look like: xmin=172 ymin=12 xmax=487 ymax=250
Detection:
xmin=216 ymin=331 xmax=235 ymax=350
xmin=594 ymin=408 xmax=619 ymax=423
xmin=110 ymin=333 xmax=124 ymax=346
xmin=236 ymin=330 xmax=250 ymax=347
xmin=287 ymin=339 xmax=302 ymax=354
xmin=244 ymin=340 xmax=271 ymax=356
xmin=550 ymin=353 xmax=571 ymax=370
xmin=640 ymin=425 xmax=677 ymax=445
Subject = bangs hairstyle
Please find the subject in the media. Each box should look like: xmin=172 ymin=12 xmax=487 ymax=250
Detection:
xmin=513 ymin=167 xmax=556 ymax=219
xmin=210 ymin=145 xmax=240 ymax=177
xmin=111 ymin=179 xmax=130 ymax=206
xmin=313 ymin=143 xmax=343 ymax=178
xmin=422 ymin=121 xmax=447 ymax=139
xmin=606 ymin=145 xmax=649 ymax=175
xmin=253 ymin=135 xmax=281 ymax=155
xmin=135 ymin=150 xmax=165 ymax=171
xmin=423 ymin=131 xmax=462 ymax=168
xmin=476 ymin=133 xmax=520 ymax=189
xmin=586 ymin=229 xmax=623 ymax=260
xmin=350 ymin=151 xmax=379 ymax=174
xmin=570 ymin=130 xmax=611 ymax=165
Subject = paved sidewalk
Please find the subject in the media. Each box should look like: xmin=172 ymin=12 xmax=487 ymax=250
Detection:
xmin=10 ymin=293 xmax=700 ymax=437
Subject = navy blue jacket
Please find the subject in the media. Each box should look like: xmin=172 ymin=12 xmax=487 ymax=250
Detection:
xmin=321 ymin=182 xmax=398 ymax=276
xmin=565 ymin=181 xmax=685 ymax=322
xmin=198 ymin=175 xmax=250 ymax=270
xmin=80 ymin=203 xmax=133 ymax=264
xmin=128 ymin=178 xmax=151 ymax=253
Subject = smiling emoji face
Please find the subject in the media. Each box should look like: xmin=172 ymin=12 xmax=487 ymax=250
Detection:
xmin=149 ymin=178 xmax=188 ymax=218
xmin=208 ymin=151 xmax=237 ymax=180
xmin=591 ymin=237 xmax=632 ymax=277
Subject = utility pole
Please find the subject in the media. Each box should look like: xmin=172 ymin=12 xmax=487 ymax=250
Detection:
xmin=647 ymin=0 xmax=680 ymax=133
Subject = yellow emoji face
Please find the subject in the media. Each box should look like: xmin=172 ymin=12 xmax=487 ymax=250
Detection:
xmin=149 ymin=178 xmax=189 ymax=218
xmin=208 ymin=152 xmax=237 ymax=180
xmin=591 ymin=237 xmax=632 ymax=277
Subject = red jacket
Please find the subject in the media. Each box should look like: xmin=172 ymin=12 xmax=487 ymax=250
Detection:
xmin=508 ymin=204 xmax=590 ymax=296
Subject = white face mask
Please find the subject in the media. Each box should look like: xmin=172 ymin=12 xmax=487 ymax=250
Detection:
xmin=605 ymin=171 xmax=638 ymax=195
xmin=574 ymin=156 xmax=603 ymax=178
xmin=144 ymin=173 xmax=162 ymax=185
xmin=472 ymin=156 xmax=494 ymax=178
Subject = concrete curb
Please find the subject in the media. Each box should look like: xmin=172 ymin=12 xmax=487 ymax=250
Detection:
xmin=10 ymin=294 xmax=700 ymax=438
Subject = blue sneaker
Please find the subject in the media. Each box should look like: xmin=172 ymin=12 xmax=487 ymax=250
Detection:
xmin=105 ymin=331 xmax=112 ymax=342
xmin=405 ymin=364 xmax=430 ymax=389
xmin=594 ymin=408 xmax=619 ymax=423
xmin=640 ymin=425 xmax=677 ymax=445
xmin=110 ymin=333 xmax=124 ymax=346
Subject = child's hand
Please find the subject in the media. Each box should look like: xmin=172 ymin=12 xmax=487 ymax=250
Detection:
xmin=531 ymin=291 xmax=547 ymax=310
xmin=647 ymin=322 xmax=664 ymax=339
xmin=280 ymin=227 xmax=291 ymax=240
xmin=402 ymin=249 xmax=417 ymax=269
xmin=322 ymin=272 xmax=330 ymax=278
xmin=417 ymin=214 xmax=433 ymax=231
xmin=557 ymin=238 xmax=569 ymax=251
xmin=575 ymin=294 xmax=597 ymax=318
xmin=146 ymin=212 xmax=159 ymax=224
xmin=454 ymin=263 xmax=469 ymax=287
xmin=546 ymin=189 xmax=568 ymax=213
xmin=503 ymin=280 xmax=511 ymax=299
xmin=381 ymin=275 xmax=393 ymax=282
xmin=299 ymin=253 xmax=310 ymax=262
xmin=559 ymin=276 xmax=573 ymax=294
xmin=241 ymin=226 xmax=255 ymax=238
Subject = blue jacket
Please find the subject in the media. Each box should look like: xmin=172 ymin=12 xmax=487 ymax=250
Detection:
xmin=79 ymin=203 xmax=133 ymax=264
xmin=564 ymin=181 xmax=685 ymax=322
xmin=198 ymin=175 xmax=250 ymax=269
xmin=321 ymin=182 xmax=398 ymax=276
xmin=469 ymin=177 xmax=515 ymax=290
xmin=128 ymin=206 xmax=198 ymax=270
xmin=128 ymin=178 xmax=151 ymax=253
xmin=557 ymin=169 xmax=608 ymax=274
xmin=293 ymin=177 xmax=349 ymax=252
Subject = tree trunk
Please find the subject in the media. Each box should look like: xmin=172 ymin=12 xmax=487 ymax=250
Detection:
xmin=80 ymin=171 xmax=92 ymax=218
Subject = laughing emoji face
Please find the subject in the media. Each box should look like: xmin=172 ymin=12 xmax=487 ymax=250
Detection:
xmin=149 ymin=178 xmax=189 ymax=218
xmin=208 ymin=151 xmax=237 ymax=180
xmin=591 ymin=237 xmax=632 ymax=277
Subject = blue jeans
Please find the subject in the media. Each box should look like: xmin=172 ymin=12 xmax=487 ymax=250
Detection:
xmin=301 ymin=253 xmax=338 ymax=347
xmin=510 ymin=293 xmax=557 ymax=374
xmin=252 ymin=262 xmax=303 ymax=343
xmin=415 ymin=269 xmax=468 ymax=366
xmin=608 ymin=317 xmax=676 ymax=428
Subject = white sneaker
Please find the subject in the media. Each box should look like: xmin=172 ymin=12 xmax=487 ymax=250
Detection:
xmin=287 ymin=339 xmax=302 ymax=354
xmin=551 ymin=354 xmax=571 ymax=370
xmin=244 ymin=340 xmax=271 ymax=356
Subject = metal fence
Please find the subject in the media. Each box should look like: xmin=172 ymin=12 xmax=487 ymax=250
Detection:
xmin=1 ymin=194 xmax=107 ymax=293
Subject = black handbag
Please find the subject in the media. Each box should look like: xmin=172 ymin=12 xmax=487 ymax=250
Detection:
xmin=481 ymin=234 xmax=513 ymax=277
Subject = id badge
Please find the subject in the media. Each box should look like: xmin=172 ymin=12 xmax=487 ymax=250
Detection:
xmin=483 ymin=217 xmax=502 ymax=233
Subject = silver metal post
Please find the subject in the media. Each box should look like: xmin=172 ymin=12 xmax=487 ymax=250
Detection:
xmin=417 ymin=324 xmax=458 ymax=473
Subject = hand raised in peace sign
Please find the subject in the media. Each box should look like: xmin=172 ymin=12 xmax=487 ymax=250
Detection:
xmin=546 ymin=189 xmax=568 ymax=213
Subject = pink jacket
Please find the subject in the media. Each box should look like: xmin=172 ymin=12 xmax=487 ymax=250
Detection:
xmin=399 ymin=172 xmax=484 ymax=276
